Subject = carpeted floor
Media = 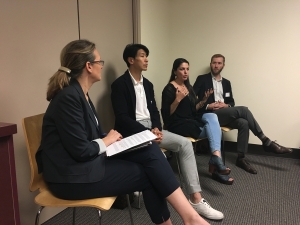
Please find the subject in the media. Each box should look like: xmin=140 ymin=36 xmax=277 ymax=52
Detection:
xmin=42 ymin=151 xmax=300 ymax=225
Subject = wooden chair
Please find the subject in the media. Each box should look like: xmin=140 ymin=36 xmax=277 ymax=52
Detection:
xmin=22 ymin=113 xmax=134 ymax=225
xmin=185 ymin=137 xmax=204 ymax=152
xmin=221 ymin=126 xmax=233 ymax=163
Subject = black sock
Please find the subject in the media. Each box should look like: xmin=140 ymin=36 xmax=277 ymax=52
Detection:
xmin=258 ymin=133 xmax=272 ymax=146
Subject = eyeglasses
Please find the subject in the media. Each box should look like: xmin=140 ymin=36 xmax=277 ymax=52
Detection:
xmin=91 ymin=60 xmax=104 ymax=66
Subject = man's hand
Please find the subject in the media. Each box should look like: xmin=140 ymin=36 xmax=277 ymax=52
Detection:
xmin=151 ymin=127 xmax=163 ymax=144
xmin=207 ymin=101 xmax=229 ymax=111
xmin=217 ymin=101 xmax=229 ymax=109
xmin=207 ymin=102 xmax=220 ymax=111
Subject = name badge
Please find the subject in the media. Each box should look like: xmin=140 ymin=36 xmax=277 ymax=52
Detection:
xmin=225 ymin=92 xmax=230 ymax=97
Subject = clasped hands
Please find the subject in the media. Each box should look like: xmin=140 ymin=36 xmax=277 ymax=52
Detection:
xmin=207 ymin=100 xmax=229 ymax=111
xmin=151 ymin=127 xmax=163 ymax=144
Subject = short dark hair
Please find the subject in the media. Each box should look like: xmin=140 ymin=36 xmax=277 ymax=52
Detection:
xmin=123 ymin=44 xmax=149 ymax=67
xmin=211 ymin=54 xmax=225 ymax=63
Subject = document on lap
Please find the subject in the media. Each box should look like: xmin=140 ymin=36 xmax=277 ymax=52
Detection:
xmin=106 ymin=130 xmax=157 ymax=157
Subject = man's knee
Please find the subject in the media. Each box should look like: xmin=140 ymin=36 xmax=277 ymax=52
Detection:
xmin=237 ymin=106 xmax=249 ymax=112
xmin=236 ymin=118 xmax=249 ymax=130
xmin=176 ymin=136 xmax=194 ymax=153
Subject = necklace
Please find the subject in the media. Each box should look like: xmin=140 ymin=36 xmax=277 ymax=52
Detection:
xmin=174 ymin=80 xmax=185 ymax=87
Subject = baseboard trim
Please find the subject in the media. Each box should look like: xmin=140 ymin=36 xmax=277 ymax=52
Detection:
xmin=223 ymin=141 xmax=300 ymax=159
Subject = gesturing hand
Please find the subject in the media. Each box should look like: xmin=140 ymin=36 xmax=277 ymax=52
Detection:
xmin=175 ymin=86 xmax=189 ymax=102
xmin=102 ymin=129 xmax=123 ymax=147
xmin=201 ymin=88 xmax=213 ymax=103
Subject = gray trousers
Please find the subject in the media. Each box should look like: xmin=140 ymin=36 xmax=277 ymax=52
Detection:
xmin=214 ymin=106 xmax=263 ymax=153
xmin=138 ymin=120 xmax=201 ymax=195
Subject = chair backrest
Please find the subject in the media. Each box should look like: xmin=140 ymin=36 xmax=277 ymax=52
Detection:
xmin=22 ymin=113 xmax=46 ymax=192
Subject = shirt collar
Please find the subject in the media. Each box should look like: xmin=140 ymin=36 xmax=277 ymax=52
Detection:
xmin=129 ymin=69 xmax=143 ymax=85
xmin=211 ymin=72 xmax=222 ymax=81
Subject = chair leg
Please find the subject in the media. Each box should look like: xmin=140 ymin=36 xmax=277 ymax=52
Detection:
xmin=222 ymin=132 xmax=226 ymax=164
xmin=72 ymin=207 xmax=76 ymax=225
xmin=35 ymin=206 xmax=45 ymax=225
xmin=97 ymin=209 xmax=102 ymax=225
xmin=126 ymin=194 xmax=134 ymax=225
xmin=137 ymin=192 xmax=141 ymax=209
xmin=192 ymin=142 xmax=197 ymax=151
xmin=174 ymin=152 xmax=183 ymax=188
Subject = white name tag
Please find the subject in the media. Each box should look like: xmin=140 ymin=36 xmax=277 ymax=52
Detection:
xmin=225 ymin=92 xmax=230 ymax=97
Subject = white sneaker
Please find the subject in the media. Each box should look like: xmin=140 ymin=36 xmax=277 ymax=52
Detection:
xmin=133 ymin=191 xmax=141 ymax=197
xmin=189 ymin=198 xmax=224 ymax=220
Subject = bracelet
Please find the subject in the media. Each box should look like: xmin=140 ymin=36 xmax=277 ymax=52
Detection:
xmin=197 ymin=101 xmax=203 ymax=108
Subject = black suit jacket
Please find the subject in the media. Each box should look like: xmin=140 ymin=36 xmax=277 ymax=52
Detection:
xmin=193 ymin=73 xmax=235 ymax=112
xmin=111 ymin=70 xmax=162 ymax=137
xmin=36 ymin=79 xmax=106 ymax=183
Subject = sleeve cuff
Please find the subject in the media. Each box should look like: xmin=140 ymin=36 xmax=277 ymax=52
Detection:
xmin=92 ymin=138 xmax=107 ymax=155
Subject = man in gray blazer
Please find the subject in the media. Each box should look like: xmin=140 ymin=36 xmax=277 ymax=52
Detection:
xmin=193 ymin=54 xmax=292 ymax=174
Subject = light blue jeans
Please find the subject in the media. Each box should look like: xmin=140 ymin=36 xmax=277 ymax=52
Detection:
xmin=199 ymin=113 xmax=221 ymax=152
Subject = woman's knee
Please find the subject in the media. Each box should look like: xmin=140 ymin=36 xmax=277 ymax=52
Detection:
xmin=202 ymin=112 xmax=218 ymax=121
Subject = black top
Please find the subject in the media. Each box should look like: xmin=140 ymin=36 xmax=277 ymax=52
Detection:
xmin=161 ymin=83 xmax=204 ymax=139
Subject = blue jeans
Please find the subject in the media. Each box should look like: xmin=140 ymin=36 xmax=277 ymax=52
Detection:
xmin=199 ymin=113 xmax=221 ymax=152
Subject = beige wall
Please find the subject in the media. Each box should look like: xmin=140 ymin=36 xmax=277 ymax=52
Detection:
xmin=0 ymin=0 xmax=132 ymax=224
xmin=140 ymin=0 xmax=300 ymax=148
xmin=140 ymin=0 xmax=172 ymax=113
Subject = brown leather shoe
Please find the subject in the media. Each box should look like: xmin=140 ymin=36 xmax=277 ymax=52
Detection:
xmin=263 ymin=141 xmax=293 ymax=154
xmin=236 ymin=158 xmax=257 ymax=174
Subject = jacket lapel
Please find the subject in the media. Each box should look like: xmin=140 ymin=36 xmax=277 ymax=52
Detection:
xmin=123 ymin=71 xmax=137 ymax=111
xmin=70 ymin=79 xmax=99 ymax=131
xmin=206 ymin=73 xmax=216 ymax=102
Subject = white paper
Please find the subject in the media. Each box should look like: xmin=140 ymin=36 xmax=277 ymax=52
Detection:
xmin=106 ymin=130 xmax=157 ymax=157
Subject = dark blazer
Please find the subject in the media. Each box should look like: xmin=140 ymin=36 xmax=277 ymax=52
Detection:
xmin=193 ymin=73 xmax=235 ymax=112
xmin=111 ymin=70 xmax=162 ymax=137
xmin=36 ymin=79 xmax=106 ymax=183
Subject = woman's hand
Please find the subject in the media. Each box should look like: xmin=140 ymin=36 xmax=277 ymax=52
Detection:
xmin=201 ymin=88 xmax=213 ymax=103
xmin=102 ymin=129 xmax=123 ymax=147
xmin=175 ymin=87 xmax=189 ymax=102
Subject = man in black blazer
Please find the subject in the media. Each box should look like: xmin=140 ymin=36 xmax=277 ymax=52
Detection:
xmin=110 ymin=44 xmax=224 ymax=220
xmin=193 ymin=54 xmax=292 ymax=174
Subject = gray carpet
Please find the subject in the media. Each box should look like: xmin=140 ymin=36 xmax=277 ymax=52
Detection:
xmin=42 ymin=152 xmax=300 ymax=225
